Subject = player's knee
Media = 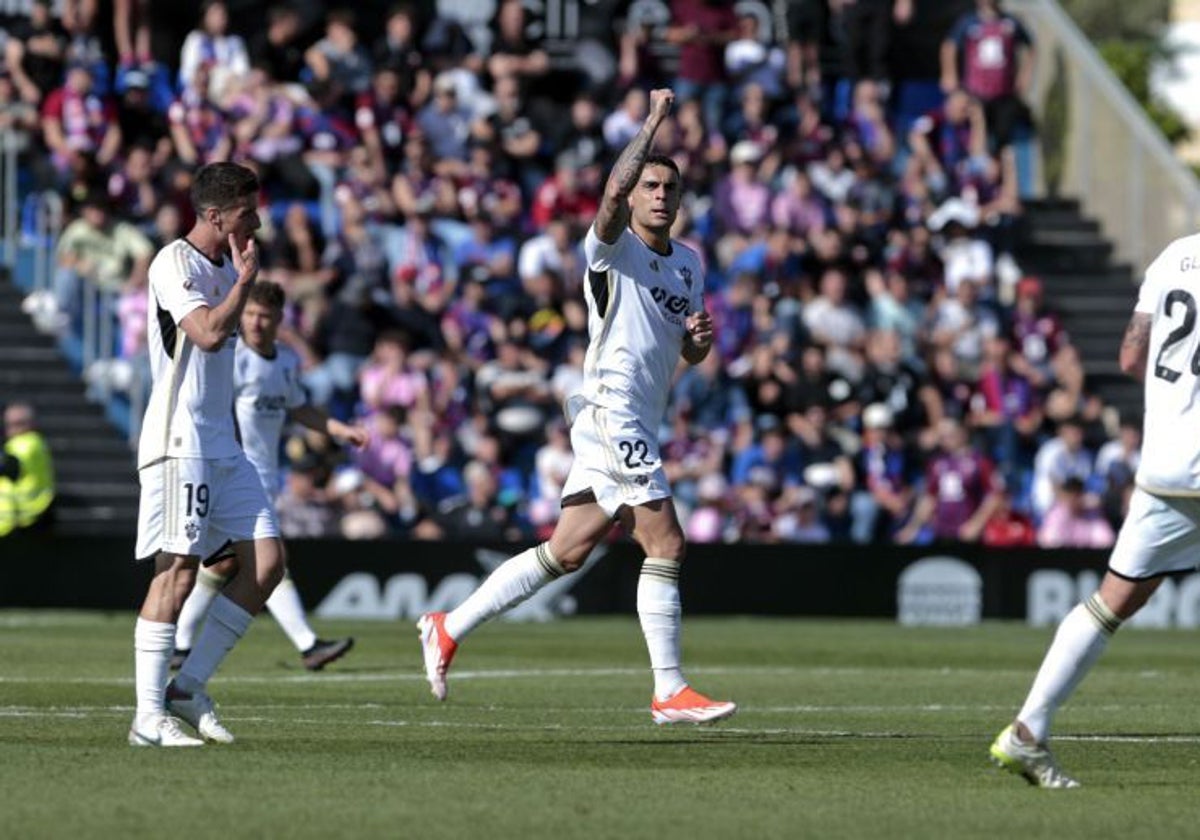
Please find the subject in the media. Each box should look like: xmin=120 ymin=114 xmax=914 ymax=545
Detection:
xmin=554 ymin=548 xmax=586 ymax=573
xmin=256 ymin=540 xmax=286 ymax=591
xmin=643 ymin=532 xmax=686 ymax=563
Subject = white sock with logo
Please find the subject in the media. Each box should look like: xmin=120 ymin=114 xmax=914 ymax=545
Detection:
xmin=443 ymin=543 xmax=565 ymax=641
xmin=265 ymin=573 xmax=318 ymax=653
xmin=1018 ymin=592 xmax=1119 ymax=743
xmin=134 ymin=618 xmax=175 ymax=731
xmin=174 ymin=595 xmax=253 ymax=695
xmin=638 ymin=557 xmax=686 ymax=701
xmin=174 ymin=566 xmax=226 ymax=651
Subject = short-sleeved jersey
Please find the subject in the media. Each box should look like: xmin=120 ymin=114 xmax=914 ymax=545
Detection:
xmin=1134 ymin=232 xmax=1200 ymax=495
xmin=234 ymin=339 xmax=306 ymax=496
xmin=137 ymin=239 xmax=242 ymax=469
xmin=579 ymin=226 xmax=705 ymax=429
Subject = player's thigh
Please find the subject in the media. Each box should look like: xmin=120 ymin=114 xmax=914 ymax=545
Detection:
xmin=624 ymin=497 xmax=686 ymax=561
xmin=136 ymin=458 xmax=230 ymax=562
xmin=1108 ymin=488 xmax=1200 ymax=582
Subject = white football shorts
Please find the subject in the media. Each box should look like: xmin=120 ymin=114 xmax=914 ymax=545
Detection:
xmin=135 ymin=455 xmax=280 ymax=562
xmin=1108 ymin=487 xmax=1200 ymax=580
xmin=560 ymin=403 xmax=671 ymax=517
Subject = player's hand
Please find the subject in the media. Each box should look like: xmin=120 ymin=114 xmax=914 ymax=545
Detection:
xmin=229 ymin=233 xmax=259 ymax=285
xmin=686 ymin=311 xmax=713 ymax=348
xmin=648 ymin=88 xmax=674 ymax=123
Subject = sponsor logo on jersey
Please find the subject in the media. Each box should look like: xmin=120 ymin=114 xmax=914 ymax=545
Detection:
xmin=650 ymin=286 xmax=690 ymax=322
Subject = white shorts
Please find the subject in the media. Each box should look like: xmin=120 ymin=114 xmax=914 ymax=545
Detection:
xmin=1108 ymin=487 xmax=1200 ymax=580
xmin=135 ymin=455 xmax=280 ymax=562
xmin=560 ymin=403 xmax=671 ymax=517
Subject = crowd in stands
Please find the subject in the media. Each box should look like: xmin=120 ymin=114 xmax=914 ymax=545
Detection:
xmin=4 ymin=0 xmax=1141 ymax=548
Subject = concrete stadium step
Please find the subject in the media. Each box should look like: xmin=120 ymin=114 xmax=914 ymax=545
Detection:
xmin=0 ymin=366 xmax=77 ymax=388
xmin=1019 ymin=248 xmax=1114 ymax=273
xmin=0 ymin=345 xmax=69 ymax=364
xmin=58 ymin=480 xmax=138 ymax=500
xmin=1056 ymin=296 xmax=1135 ymax=314
xmin=52 ymin=502 xmax=139 ymax=529
xmin=0 ymin=389 xmax=93 ymax=409
xmin=1024 ymin=197 xmax=1081 ymax=214
xmin=44 ymin=435 xmax=132 ymax=458
xmin=1039 ymin=272 xmax=1134 ymax=293
xmin=57 ymin=463 xmax=136 ymax=483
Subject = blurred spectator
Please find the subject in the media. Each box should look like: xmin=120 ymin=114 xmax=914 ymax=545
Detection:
xmin=1096 ymin=418 xmax=1140 ymax=527
xmin=358 ymin=330 xmax=430 ymax=416
xmin=486 ymin=0 xmax=549 ymax=85
xmin=530 ymin=151 xmax=600 ymax=233
xmin=40 ymin=62 xmax=121 ymax=184
xmin=356 ymin=65 xmax=413 ymax=179
xmin=275 ymin=458 xmax=341 ymax=538
xmin=940 ymin=0 xmax=1035 ymax=151
xmin=0 ymin=402 xmax=55 ymax=536
xmin=6 ymin=0 xmax=66 ymax=106
xmin=432 ymin=459 xmax=529 ymax=542
xmin=249 ymin=4 xmax=307 ymax=83
xmin=179 ymin=1 xmax=249 ymax=96
xmin=802 ymin=267 xmax=867 ymax=380
xmin=686 ymin=472 xmax=733 ymax=544
xmin=852 ymin=402 xmax=914 ymax=543
xmin=304 ymin=9 xmax=372 ymax=103
xmin=928 ymin=276 xmax=999 ymax=378
xmin=1036 ymin=476 xmax=1115 ymax=549
xmin=1009 ymin=275 xmax=1065 ymax=384
xmin=898 ymin=417 xmax=1001 ymax=544
xmin=774 ymin=484 xmax=831 ymax=543
xmin=1030 ymin=415 xmax=1094 ymax=520
xmin=373 ymin=4 xmax=430 ymax=107
xmin=665 ymin=0 xmax=738 ymax=133
xmin=731 ymin=417 xmax=804 ymax=494
xmin=302 ymin=281 xmax=397 ymax=410
xmin=968 ymin=334 xmax=1042 ymax=478
xmin=835 ymin=0 xmax=913 ymax=86
xmin=473 ymin=73 xmax=545 ymax=189
xmin=530 ymin=419 xmax=573 ymax=535
xmin=114 ymin=69 xmax=170 ymax=165
xmin=167 ymin=60 xmax=232 ymax=165
xmin=418 ymin=72 xmax=473 ymax=164
xmin=980 ymin=483 xmax=1036 ymax=547
xmin=725 ymin=10 xmax=787 ymax=101
xmin=46 ymin=191 xmax=153 ymax=333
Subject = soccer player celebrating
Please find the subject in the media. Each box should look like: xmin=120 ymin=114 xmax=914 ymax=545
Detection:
xmin=991 ymin=234 xmax=1200 ymax=787
xmin=417 ymin=88 xmax=736 ymax=725
xmin=171 ymin=280 xmax=366 ymax=673
xmin=131 ymin=162 xmax=283 ymax=746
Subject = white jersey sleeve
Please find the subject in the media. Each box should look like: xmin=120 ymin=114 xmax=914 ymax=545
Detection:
xmin=584 ymin=225 xmax=630 ymax=271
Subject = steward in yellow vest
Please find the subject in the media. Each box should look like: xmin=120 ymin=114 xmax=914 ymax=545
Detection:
xmin=0 ymin=403 xmax=55 ymax=536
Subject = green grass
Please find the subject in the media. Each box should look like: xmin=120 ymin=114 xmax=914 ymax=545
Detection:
xmin=2 ymin=613 xmax=1199 ymax=839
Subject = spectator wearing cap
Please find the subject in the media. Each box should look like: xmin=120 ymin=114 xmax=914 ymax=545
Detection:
xmin=114 ymin=67 xmax=170 ymax=161
xmin=417 ymin=72 xmax=474 ymax=165
xmin=774 ymin=485 xmax=832 ymax=543
xmin=178 ymin=1 xmax=250 ymax=97
xmin=929 ymin=196 xmax=994 ymax=296
xmin=713 ymin=140 xmax=771 ymax=268
xmin=969 ymin=335 xmax=1042 ymax=481
xmin=851 ymin=402 xmax=914 ymax=543
xmin=1010 ymin=275 xmax=1067 ymax=383
xmin=40 ymin=61 xmax=121 ymax=182
xmin=1036 ymin=476 xmax=1114 ymax=549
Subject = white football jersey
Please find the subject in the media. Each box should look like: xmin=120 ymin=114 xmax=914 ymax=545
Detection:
xmin=578 ymin=225 xmax=705 ymax=428
xmin=1135 ymin=231 xmax=1200 ymax=494
xmin=137 ymin=239 xmax=242 ymax=469
xmin=234 ymin=339 xmax=306 ymax=497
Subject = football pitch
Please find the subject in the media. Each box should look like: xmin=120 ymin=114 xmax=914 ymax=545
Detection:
xmin=3 ymin=613 xmax=1200 ymax=839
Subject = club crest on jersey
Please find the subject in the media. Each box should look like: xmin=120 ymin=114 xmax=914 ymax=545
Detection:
xmin=184 ymin=520 xmax=200 ymax=541
xmin=649 ymin=259 xmax=659 ymax=272
xmin=679 ymin=266 xmax=693 ymax=289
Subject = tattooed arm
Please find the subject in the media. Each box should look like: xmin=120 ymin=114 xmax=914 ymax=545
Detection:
xmin=593 ymin=88 xmax=674 ymax=244
xmin=1119 ymin=311 xmax=1152 ymax=380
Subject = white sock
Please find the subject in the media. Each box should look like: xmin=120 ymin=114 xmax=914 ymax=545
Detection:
xmin=265 ymin=573 xmax=318 ymax=653
xmin=134 ymin=618 xmax=175 ymax=730
xmin=174 ymin=567 xmax=226 ymax=651
xmin=175 ymin=595 xmax=253 ymax=695
xmin=443 ymin=543 xmax=564 ymax=641
xmin=638 ymin=557 xmax=686 ymax=701
xmin=1018 ymin=592 xmax=1119 ymax=743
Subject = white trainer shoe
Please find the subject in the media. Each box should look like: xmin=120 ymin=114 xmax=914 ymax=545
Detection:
xmin=989 ymin=724 xmax=1080 ymax=789
xmin=128 ymin=715 xmax=204 ymax=747
xmin=417 ymin=612 xmax=458 ymax=701
xmin=167 ymin=683 xmax=235 ymax=744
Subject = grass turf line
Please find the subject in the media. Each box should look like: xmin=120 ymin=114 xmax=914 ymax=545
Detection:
xmin=1 ymin=613 xmax=1198 ymax=839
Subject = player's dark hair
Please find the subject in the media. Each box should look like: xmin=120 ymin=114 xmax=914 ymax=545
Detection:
xmin=190 ymin=162 xmax=259 ymax=214
xmin=248 ymin=279 xmax=286 ymax=311
xmin=642 ymin=153 xmax=680 ymax=180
